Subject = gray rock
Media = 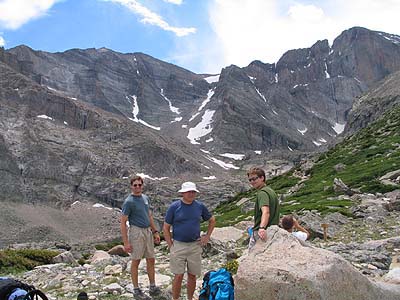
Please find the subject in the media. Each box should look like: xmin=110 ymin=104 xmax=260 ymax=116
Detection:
xmin=235 ymin=226 xmax=400 ymax=300
xmin=333 ymin=177 xmax=355 ymax=196
xmin=53 ymin=251 xmax=77 ymax=265
xmin=107 ymin=245 xmax=128 ymax=257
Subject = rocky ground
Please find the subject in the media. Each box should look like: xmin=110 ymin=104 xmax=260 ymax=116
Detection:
xmin=8 ymin=188 xmax=400 ymax=300
xmin=0 ymin=201 xmax=122 ymax=249
xmin=13 ymin=227 xmax=247 ymax=300
xmin=2 ymin=175 xmax=400 ymax=300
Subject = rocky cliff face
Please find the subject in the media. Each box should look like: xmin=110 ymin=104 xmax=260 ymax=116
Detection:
xmin=4 ymin=27 xmax=400 ymax=156
xmin=345 ymin=70 xmax=400 ymax=135
xmin=0 ymin=58 xmax=231 ymax=210
xmin=207 ymin=27 xmax=400 ymax=153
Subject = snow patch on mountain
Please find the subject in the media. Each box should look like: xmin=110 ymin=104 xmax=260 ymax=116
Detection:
xmin=127 ymin=95 xmax=161 ymax=131
xmin=161 ymin=89 xmax=180 ymax=115
xmin=332 ymin=122 xmax=346 ymax=134
xmin=219 ymin=153 xmax=245 ymax=160
xmin=204 ymin=74 xmax=220 ymax=83
xmin=187 ymin=110 xmax=215 ymax=144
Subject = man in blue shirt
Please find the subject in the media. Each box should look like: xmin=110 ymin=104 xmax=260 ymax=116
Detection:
xmin=163 ymin=182 xmax=216 ymax=300
xmin=121 ymin=176 xmax=161 ymax=300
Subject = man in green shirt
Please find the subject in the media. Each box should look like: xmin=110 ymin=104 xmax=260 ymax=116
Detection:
xmin=247 ymin=167 xmax=280 ymax=249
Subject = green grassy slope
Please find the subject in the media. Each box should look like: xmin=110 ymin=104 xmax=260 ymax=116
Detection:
xmin=215 ymin=104 xmax=400 ymax=227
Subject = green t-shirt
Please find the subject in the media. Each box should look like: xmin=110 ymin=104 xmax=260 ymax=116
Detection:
xmin=253 ymin=186 xmax=280 ymax=230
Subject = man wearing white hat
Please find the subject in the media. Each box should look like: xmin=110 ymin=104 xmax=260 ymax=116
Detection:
xmin=163 ymin=182 xmax=216 ymax=300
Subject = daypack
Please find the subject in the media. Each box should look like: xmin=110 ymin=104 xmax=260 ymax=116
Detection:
xmin=0 ymin=277 xmax=48 ymax=300
xmin=199 ymin=268 xmax=234 ymax=300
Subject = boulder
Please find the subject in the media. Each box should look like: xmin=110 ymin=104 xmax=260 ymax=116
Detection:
xmin=104 ymin=264 xmax=123 ymax=275
xmin=90 ymin=250 xmax=111 ymax=265
xmin=53 ymin=251 xmax=77 ymax=265
xmin=235 ymin=226 xmax=400 ymax=300
xmin=383 ymin=268 xmax=400 ymax=284
xmin=333 ymin=177 xmax=355 ymax=196
xmin=211 ymin=227 xmax=244 ymax=244
xmin=299 ymin=211 xmax=346 ymax=239
xmin=107 ymin=245 xmax=128 ymax=256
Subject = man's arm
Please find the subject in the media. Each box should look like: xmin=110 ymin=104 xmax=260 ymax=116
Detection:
xmin=200 ymin=216 xmax=216 ymax=246
xmin=293 ymin=218 xmax=310 ymax=239
xmin=120 ymin=215 xmax=132 ymax=253
xmin=258 ymin=206 xmax=270 ymax=240
xmin=149 ymin=210 xmax=160 ymax=243
xmin=163 ymin=222 xmax=173 ymax=248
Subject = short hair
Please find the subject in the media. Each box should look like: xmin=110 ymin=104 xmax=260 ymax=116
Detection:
xmin=130 ymin=175 xmax=143 ymax=185
xmin=247 ymin=167 xmax=266 ymax=180
xmin=281 ymin=215 xmax=294 ymax=230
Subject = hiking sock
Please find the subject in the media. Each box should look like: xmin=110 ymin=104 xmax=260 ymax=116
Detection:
xmin=133 ymin=287 xmax=141 ymax=294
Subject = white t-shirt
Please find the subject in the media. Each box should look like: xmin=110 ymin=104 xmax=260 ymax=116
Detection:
xmin=292 ymin=231 xmax=308 ymax=241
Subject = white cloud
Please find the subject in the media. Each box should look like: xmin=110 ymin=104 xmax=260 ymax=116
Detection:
xmin=0 ymin=0 xmax=58 ymax=30
xmin=200 ymin=0 xmax=400 ymax=73
xmin=108 ymin=0 xmax=196 ymax=37
xmin=163 ymin=0 xmax=183 ymax=5
xmin=0 ymin=35 xmax=4 ymax=46
xmin=287 ymin=4 xmax=325 ymax=23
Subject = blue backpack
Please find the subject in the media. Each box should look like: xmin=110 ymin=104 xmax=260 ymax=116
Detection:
xmin=199 ymin=268 xmax=234 ymax=300
xmin=0 ymin=277 xmax=48 ymax=300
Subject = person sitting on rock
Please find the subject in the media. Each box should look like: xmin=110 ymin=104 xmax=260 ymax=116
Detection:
xmin=247 ymin=167 xmax=280 ymax=249
xmin=281 ymin=215 xmax=310 ymax=241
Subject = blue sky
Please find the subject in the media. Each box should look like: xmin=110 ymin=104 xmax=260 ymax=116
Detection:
xmin=1 ymin=0 xmax=400 ymax=74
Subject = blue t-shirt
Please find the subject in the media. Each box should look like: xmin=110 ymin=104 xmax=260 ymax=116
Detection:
xmin=164 ymin=199 xmax=212 ymax=242
xmin=121 ymin=194 xmax=151 ymax=228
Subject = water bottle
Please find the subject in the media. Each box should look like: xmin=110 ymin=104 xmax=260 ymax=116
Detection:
xmin=247 ymin=226 xmax=253 ymax=237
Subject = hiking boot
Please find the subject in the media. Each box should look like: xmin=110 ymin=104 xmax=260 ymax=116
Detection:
xmin=149 ymin=285 xmax=161 ymax=296
xmin=133 ymin=288 xmax=151 ymax=300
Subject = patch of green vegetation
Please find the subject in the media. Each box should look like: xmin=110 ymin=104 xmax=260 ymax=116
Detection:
xmin=278 ymin=105 xmax=400 ymax=215
xmin=223 ymin=259 xmax=239 ymax=274
xmin=267 ymin=171 xmax=300 ymax=194
xmin=94 ymin=238 xmax=122 ymax=251
xmin=214 ymin=104 xmax=400 ymax=223
xmin=0 ymin=249 xmax=59 ymax=274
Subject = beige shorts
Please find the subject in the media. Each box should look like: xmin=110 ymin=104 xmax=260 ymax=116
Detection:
xmin=128 ymin=225 xmax=155 ymax=260
xmin=170 ymin=240 xmax=202 ymax=276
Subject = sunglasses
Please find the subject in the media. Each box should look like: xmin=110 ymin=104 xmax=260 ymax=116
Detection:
xmin=132 ymin=183 xmax=143 ymax=187
xmin=248 ymin=176 xmax=259 ymax=182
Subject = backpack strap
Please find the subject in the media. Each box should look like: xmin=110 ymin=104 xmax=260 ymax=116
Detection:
xmin=24 ymin=289 xmax=49 ymax=300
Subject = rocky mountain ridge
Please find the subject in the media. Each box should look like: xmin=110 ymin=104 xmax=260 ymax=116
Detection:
xmin=3 ymin=27 xmax=400 ymax=155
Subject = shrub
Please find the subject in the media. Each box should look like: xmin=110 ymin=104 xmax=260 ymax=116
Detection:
xmin=223 ymin=259 xmax=239 ymax=274
xmin=0 ymin=249 xmax=59 ymax=274
xmin=94 ymin=239 xmax=122 ymax=251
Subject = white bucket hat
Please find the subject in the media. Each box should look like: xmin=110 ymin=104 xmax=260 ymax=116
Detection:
xmin=178 ymin=181 xmax=199 ymax=193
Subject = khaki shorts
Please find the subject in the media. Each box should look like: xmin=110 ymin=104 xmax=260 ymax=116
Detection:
xmin=128 ymin=225 xmax=155 ymax=260
xmin=170 ymin=240 xmax=202 ymax=276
